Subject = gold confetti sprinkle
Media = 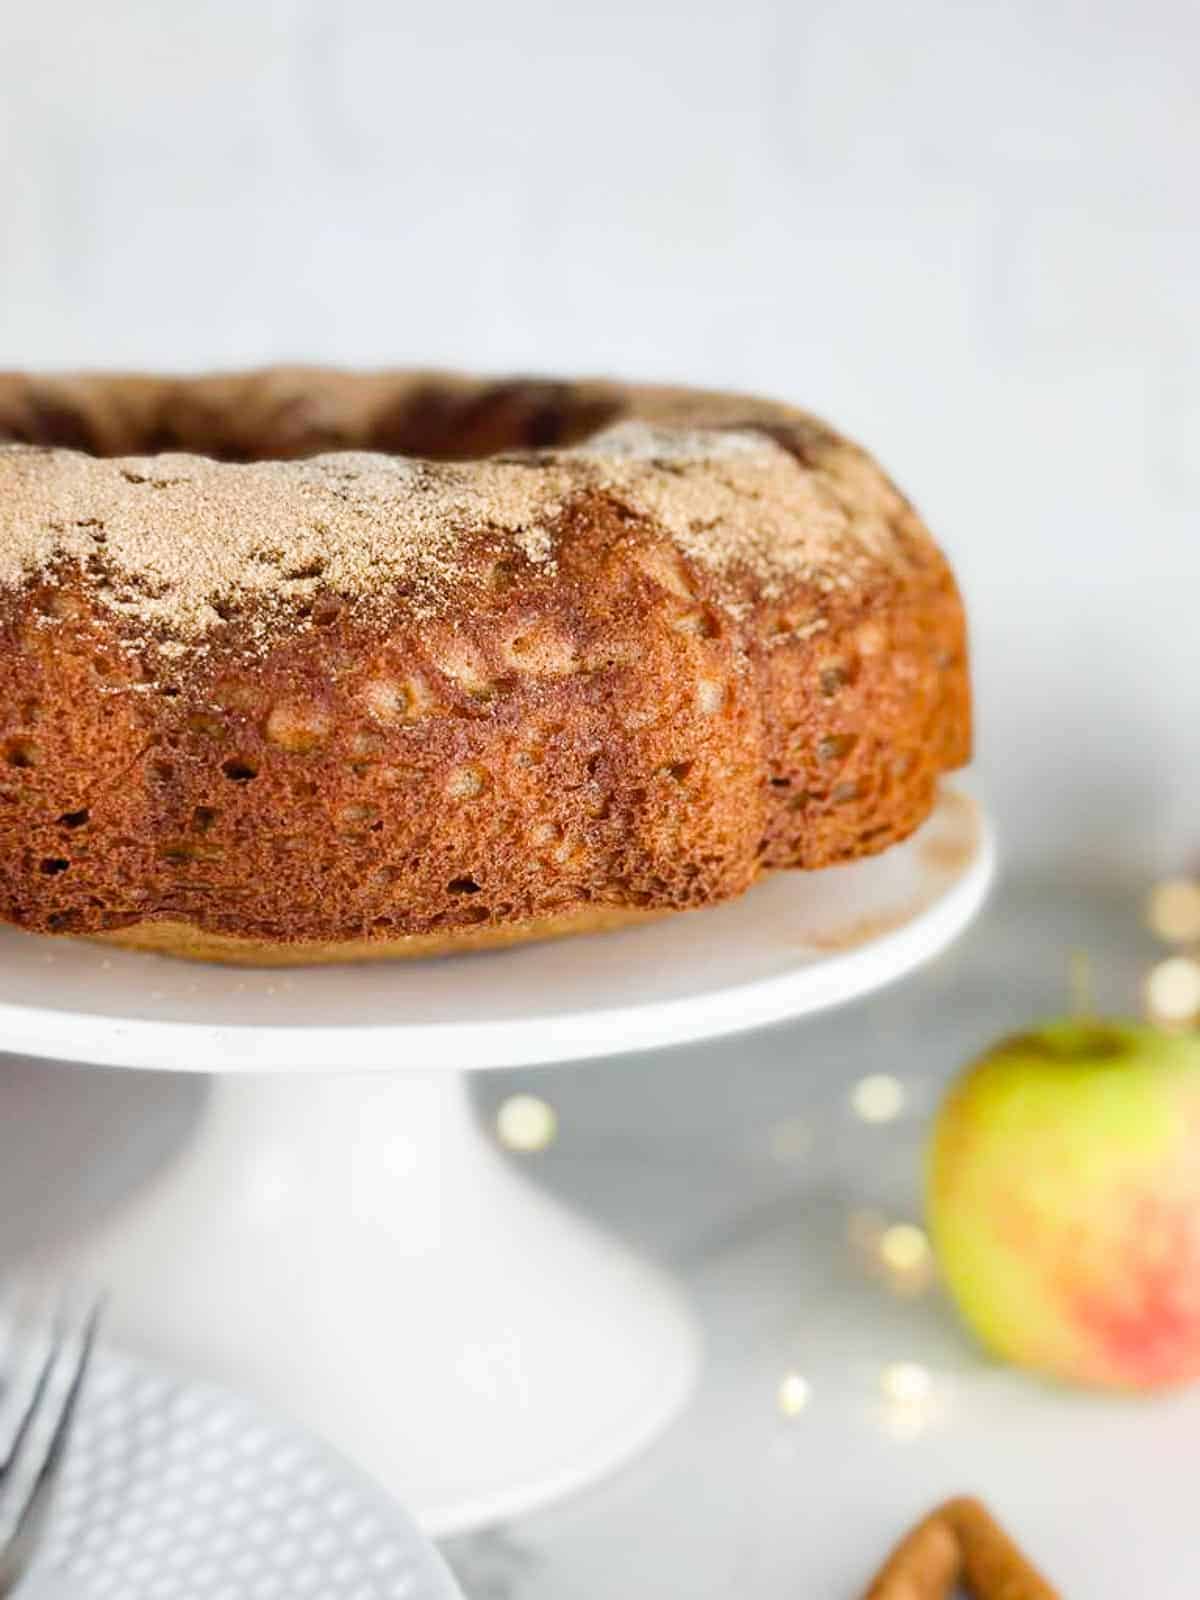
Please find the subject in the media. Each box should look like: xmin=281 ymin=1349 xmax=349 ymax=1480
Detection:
xmin=880 ymin=1361 xmax=933 ymax=1405
xmin=851 ymin=1074 xmax=906 ymax=1123
xmin=880 ymin=1223 xmax=933 ymax=1277
xmin=1147 ymin=879 xmax=1200 ymax=946
xmin=1145 ymin=956 xmax=1200 ymax=1028
xmin=777 ymin=1372 xmax=812 ymax=1416
xmin=878 ymin=1361 xmax=940 ymax=1438
xmin=496 ymin=1094 xmax=558 ymax=1152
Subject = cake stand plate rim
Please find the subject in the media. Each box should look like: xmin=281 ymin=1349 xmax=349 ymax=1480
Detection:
xmin=0 ymin=785 xmax=995 ymax=1073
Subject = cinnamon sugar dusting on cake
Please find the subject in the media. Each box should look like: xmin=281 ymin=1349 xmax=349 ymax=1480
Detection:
xmin=0 ymin=447 xmax=573 ymax=644
xmin=585 ymin=424 xmax=911 ymax=599
xmin=0 ymin=421 xmax=912 ymax=652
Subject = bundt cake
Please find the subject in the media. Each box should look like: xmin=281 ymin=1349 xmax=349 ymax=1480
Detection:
xmin=0 ymin=369 xmax=971 ymax=964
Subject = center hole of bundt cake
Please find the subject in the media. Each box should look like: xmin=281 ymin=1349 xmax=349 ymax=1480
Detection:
xmin=0 ymin=378 xmax=627 ymax=463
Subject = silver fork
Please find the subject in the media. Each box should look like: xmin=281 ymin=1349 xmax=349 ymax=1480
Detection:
xmin=0 ymin=1289 xmax=101 ymax=1598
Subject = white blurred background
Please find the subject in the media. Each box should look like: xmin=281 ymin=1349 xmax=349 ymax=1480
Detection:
xmin=1 ymin=0 xmax=1196 ymax=877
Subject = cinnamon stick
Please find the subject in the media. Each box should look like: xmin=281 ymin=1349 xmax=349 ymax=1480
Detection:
xmin=859 ymin=1498 xmax=1063 ymax=1600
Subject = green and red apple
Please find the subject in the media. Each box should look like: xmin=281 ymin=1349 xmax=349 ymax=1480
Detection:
xmin=926 ymin=1019 xmax=1200 ymax=1389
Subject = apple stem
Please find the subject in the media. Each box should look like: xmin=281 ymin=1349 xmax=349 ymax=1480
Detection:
xmin=1068 ymin=947 xmax=1093 ymax=1017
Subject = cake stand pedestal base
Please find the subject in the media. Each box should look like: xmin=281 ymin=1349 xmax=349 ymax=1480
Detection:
xmin=15 ymin=789 xmax=991 ymax=1534
xmin=70 ymin=1068 xmax=700 ymax=1536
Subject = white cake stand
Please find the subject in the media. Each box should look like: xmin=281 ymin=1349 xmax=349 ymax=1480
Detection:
xmin=0 ymin=786 xmax=992 ymax=1535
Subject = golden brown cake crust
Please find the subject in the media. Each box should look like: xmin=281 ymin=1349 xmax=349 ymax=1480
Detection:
xmin=0 ymin=369 xmax=970 ymax=962
xmin=92 ymin=903 xmax=668 ymax=966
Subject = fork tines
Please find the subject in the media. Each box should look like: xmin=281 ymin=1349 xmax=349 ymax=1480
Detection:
xmin=0 ymin=1286 xmax=102 ymax=1596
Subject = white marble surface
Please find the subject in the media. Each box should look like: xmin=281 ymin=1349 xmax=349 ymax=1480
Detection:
xmin=450 ymin=876 xmax=1190 ymax=1598
xmin=1 ymin=875 xmax=1194 ymax=1595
